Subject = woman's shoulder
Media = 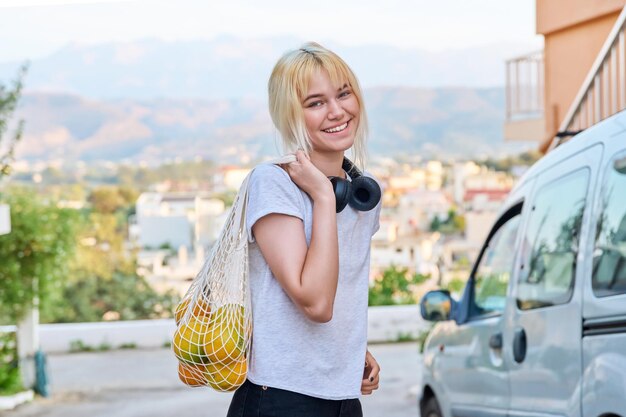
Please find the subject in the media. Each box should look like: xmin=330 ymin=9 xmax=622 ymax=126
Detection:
xmin=252 ymin=162 xmax=288 ymax=177
xmin=246 ymin=163 xmax=306 ymax=226
xmin=249 ymin=163 xmax=292 ymax=187
xmin=248 ymin=163 xmax=303 ymax=199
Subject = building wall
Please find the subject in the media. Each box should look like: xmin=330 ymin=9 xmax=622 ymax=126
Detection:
xmin=538 ymin=0 xmax=625 ymax=142
xmin=465 ymin=211 xmax=498 ymax=246
xmin=537 ymin=0 xmax=624 ymax=34
xmin=137 ymin=216 xmax=191 ymax=249
xmin=370 ymin=244 xmax=417 ymax=272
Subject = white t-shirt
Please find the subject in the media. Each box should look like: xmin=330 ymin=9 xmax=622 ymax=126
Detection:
xmin=245 ymin=163 xmax=381 ymax=400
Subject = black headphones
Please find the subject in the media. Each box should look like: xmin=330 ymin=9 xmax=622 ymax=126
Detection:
xmin=328 ymin=158 xmax=382 ymax=213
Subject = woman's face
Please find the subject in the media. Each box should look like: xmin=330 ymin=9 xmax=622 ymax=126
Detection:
xmin=301 ymin=70 xmax=360 ymax=155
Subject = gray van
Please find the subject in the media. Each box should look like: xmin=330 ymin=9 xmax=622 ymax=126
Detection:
xmin=418 ymin=111 xmax=626 ymax=417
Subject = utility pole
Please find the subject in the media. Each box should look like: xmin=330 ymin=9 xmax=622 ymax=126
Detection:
xmin=16 ymin=298 xmax=38 ymax=389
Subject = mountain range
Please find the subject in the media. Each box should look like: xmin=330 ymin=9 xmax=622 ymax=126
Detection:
xmin=1 ymin=37 xmax=536 ymax=162
xmin=14 ymin=87 xmax=530 ymax=164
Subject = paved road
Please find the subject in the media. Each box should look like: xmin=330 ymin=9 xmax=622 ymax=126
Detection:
xmin=6 ymin=342 xmax=423 ymax=417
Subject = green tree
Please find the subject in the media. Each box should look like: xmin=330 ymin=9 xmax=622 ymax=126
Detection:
xmin=368 ymin=265 xmax=428 ymax=306
xmin=452 ymin=210 xmax=466 ymax=233
xmin=430 ymin=209 xmax=466 ymax=235
xmin=117 ymin=185 xmax=139 ymax=207
xmin=0 ymin=64 xmax=27 ymax=179
xmin=46 ymin=184 xmax=88 ymax=203
xmin=40 ymin=201 xmax=178 ymax=323
xmin=116 ymin=160 xmax=216 ymax=189
xmin=42 ymin=270 xmax=178 ymax=323
xmin=0 ymin=65 xmax=32 ymax=394
xmin=430 ymin=216 xmax=442 ymax=232
xmin=0 ymin=188 xmax=78 ymax=325
xmin=481 ymin=150 xmax=542 ymax=173
xmin=444 ymin=278 xmax=466 ymax=294
xmin=88 ymin=187 xmax=127 ymax=214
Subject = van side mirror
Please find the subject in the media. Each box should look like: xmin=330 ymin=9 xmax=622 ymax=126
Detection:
xmin=420 ymin=290 xmax=452 ymax=322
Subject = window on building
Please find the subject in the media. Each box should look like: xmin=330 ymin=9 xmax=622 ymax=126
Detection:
xmin=592 ymin=154 xmax=626 ymax=297
xmin=516 ymin=169 xmax=589 ymax=310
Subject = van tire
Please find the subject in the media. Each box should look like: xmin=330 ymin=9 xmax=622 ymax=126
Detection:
xmin=421 ymin=396 xmax=442 ymax=417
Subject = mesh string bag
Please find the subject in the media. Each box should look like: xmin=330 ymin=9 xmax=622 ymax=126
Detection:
xmin=172 ymin=154 xmax=296 ymax=392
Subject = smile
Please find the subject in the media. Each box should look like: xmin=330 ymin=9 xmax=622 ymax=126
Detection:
xmin=323 ymin=121 xmax=349 ymax=133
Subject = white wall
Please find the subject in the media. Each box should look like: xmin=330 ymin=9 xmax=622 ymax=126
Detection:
xmin=138 ymin=215 xmax=191 ymax=248
xmin=0 ymin=306 xmax=430 ymax=353
xmin=367 ymin=305 xmax=430 ymax=343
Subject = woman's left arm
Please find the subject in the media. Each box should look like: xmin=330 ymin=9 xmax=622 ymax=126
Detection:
xmin=361 ymin=349 xmax=380 ymax=395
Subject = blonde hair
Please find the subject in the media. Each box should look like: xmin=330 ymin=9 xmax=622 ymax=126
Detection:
xmin=268 ymin=42 xmax=369 ymax=169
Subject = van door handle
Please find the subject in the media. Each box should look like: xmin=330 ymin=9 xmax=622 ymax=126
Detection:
xmin=489 ymin=332 xmax=503 ymax=349
xmin=513 ymin=327 xmax=527 ymax=363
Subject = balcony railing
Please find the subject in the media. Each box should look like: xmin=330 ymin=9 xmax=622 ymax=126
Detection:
xmin=548 ymin=6 xmax=626 ymax=151
xmin=506 ymin=51 xmax=544 ymax=121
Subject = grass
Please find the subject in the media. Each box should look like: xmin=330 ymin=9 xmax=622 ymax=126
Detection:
xmin=0 ymin=385 xmax=26 ymax=397
xmin=395 ymin=332 xmax=419 ymax=343
xmin=69 ymin=339 xmax=113 ymax=352
xmin=0 ymin=368 xmax=23 ymax=397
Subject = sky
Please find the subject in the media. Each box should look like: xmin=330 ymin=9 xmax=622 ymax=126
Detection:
xmin=0 ymin=0 xmax=542 ymax=63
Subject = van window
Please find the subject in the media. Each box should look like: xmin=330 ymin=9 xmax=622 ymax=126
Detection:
xmin=471 ymin=214 xmax=521 ymax=316
xmin=592 ymin=154 xmax=626 ymax=297
xmin=516 ymin=169 xmax=589 ymax=310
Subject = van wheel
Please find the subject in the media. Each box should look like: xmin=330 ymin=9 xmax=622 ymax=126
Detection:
xmin=421 ymin=396 xmax=442 ymax=417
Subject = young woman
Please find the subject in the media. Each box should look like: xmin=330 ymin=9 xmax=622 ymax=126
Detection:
xmin=227 ymin=42 xmax=381 ymax=417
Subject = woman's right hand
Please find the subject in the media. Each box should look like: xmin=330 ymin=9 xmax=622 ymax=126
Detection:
xmin=283 ymin=150 xmax=334 ymax=201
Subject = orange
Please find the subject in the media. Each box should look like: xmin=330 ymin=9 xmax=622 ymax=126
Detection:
xmin=175 ymin=297 xmax=211 ymax=325
xmin=177 ymin=362 xmax=208 ymax=387
xmin=204 ymin=304 xmax=246 ymax=365
xmin=205 ymin=359 xmax=247 ymax=392
xmin=173 ymin=317 xmax=211 ymax=365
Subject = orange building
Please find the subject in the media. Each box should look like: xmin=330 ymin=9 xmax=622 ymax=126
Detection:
xmin=505 ymin=0 xmax=626 ymax=152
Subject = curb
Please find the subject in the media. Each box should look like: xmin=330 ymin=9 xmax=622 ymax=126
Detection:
xmin=0 ymin=390 xmax=34 ymax=411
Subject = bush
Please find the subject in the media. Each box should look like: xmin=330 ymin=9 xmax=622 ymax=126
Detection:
xmin=37 ymin=199 xmax=179 ymax=324
xmin=444 ymin=278 xmax=466 ymax=295
xmin=69 ymin=340 xmax=94 ymax=353
xmin=42 ymin=271 xmax=179 ymax=323
xmin=368 ymin=266 xmax=428 ymax=306
xmin=430 ymin=209 xmax=465 ymax=235
xmin=0 ymin=332 xmax=22 ymax=395
xmin=0 ymin=189 xmax=77 ymax=325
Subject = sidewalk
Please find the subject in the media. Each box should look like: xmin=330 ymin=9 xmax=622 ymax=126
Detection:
xmin=5 ymin=342 xmax=422 ymax=417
